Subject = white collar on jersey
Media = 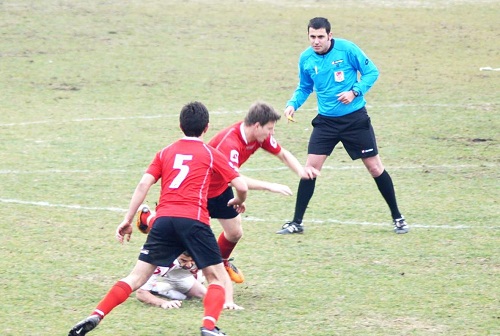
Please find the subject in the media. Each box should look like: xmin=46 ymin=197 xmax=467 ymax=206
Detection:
xmin=239 ymin=122 xmax=249 ymax=145
xmin=181 ymin=136 xmax=203 ymax=141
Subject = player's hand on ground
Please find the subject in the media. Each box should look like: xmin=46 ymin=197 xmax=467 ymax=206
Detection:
xmin=224 ymin=302 xmax=244 ymax=310
xmin=268 ymin=183 xmax=293 ymax=196
xmin=300 ymin=166 xmax=321 ymax=179
xmin=161 ymin=300 xmax=182 ymax=309
xmin=116 ymin=220 xmax=133 ymax=244
xmin=227 ymin=198 xmax=246 ymax=214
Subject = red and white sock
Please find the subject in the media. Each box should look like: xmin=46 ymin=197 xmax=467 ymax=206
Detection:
xmin=202 ymin=284 xmax=225 ymax=330
xmin=93 ymin=281 xmax=132 ymax=318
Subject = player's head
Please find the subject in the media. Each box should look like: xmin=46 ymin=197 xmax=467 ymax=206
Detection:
xmin=244 ymin=101 xmax=281 ymax=142
xmin=180 ymin=101 xmax=209 ymax=137
xmin=178 ymin=251 xmax=196 ymax=270
xmin=308 ymin=17 xmax=331 ymax=34
xmin=307 ymin=17 xmax=332 ymax=55
xmin=244 ymin=101 xmax=281 ymax=127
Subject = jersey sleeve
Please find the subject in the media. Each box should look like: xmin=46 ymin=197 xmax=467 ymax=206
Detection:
xmin=287 ymin=51 xmax=315 ymax=110
xmin=348 ymin=41 xmax=379 ymax=95
xmin=211 ymin=147 xmax=240 ymax=182
xmin=261 ymin=135 xmax=282 ymax=155
xmin=145 ymin=151 xmax=163 ymax=181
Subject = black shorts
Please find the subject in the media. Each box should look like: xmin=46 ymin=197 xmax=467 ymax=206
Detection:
xmin=138 ymin=216 xmax=222 ymax=270
xmin=308 ymin=107 xmax=378 ymax=160
xmin=207 ymin=187 xmax=239 ymax=219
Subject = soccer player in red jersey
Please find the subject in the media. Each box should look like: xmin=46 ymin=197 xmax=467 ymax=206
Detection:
xmin=207 ymin=102 xmax=319 ymax=282
xmin=68 ymin=101 xmax=247 ymax=336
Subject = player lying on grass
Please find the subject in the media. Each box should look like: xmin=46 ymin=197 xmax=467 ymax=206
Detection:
xmin=136 ymin=251 xmax=243 ymax=310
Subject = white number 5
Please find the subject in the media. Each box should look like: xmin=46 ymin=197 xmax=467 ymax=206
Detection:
xmin=169 ymin=154 xmax=193 ymax=189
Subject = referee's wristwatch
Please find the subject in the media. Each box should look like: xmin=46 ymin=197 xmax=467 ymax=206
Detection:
xmin=352 ymin=89 xmax=360 ymax=97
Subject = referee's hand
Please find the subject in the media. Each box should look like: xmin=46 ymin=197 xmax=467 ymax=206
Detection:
xmin=337 ymin=90 xmax=356 ymax=104
xmin=284 ymin=106 xmax=296 ymax=123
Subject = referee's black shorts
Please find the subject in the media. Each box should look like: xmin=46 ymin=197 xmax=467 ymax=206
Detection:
xmin=308 ymin=107 xmax=378 ymax=160
xmin=138 ymin=216 xmax=222 ymax=270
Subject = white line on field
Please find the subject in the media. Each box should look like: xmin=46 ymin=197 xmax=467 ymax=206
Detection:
xmin=0 ymin=110 xmax=246 ymax=127
xmin=0 ymin=197 xmax=477 ymax=230
xmin=0 ymin=198 xmax=125 ymax=212
xmin=1 ymin=103 xmax=498 ymax=127
xmin=241 ymin=163 xmax=498 ymax=172
xmin=0 ymin=169 xmax=130 ymax=174
xmin=0 ymin=163 xmax=497 ymax=175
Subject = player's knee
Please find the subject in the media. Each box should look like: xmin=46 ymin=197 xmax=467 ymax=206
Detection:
xmin=367 ymin=163 xmax=384 ymax=177
xmin=203 ymin=265 xmax=227 ymax=284
xmin=234 ymin=229 xmax=244 ymax=241
xmin=223 ymin=224 xmax=243 ymax=242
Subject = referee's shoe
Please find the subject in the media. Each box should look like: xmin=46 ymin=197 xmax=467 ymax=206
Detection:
xmin=393 ymin=217 xmax=409 ymax=234
xmin=276 ymin=221 xmax=304 ymax=234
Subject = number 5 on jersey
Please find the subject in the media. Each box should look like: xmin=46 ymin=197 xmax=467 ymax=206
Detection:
xmin=169 ymin=154 xmax=193 ymax=189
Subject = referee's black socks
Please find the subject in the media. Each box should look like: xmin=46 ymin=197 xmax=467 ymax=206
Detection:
xmin=374 ymin=170 xmax=402 ymax=219
xmin=293 ymin=178 xmax=317 ymax=224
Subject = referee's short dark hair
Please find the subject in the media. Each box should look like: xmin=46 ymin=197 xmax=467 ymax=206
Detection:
xmin=308 ymin=17 xmax=331 ymax=34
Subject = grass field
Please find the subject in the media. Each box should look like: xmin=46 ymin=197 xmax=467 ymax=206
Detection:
xmin=1 ymin=0 xmax=499 ymax=335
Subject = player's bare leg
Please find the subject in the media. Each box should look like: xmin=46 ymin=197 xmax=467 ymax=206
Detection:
xmin=217 ymin=216 xmax=245 ymax=283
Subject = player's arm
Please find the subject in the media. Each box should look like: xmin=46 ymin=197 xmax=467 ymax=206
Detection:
xmin=116 ymin=173 xmax=156 ymax=243
xmin=126 ymin=173 xmax=156 ymax=222
xmin=239 ymin=174 xmax=292 ymax=196
xmin=136 ymin=289 xmax=182 ymax=309
xmin=350 ymin=43 xmax=379 ymax=95
xmin=212 ymin=147 xmax=248 ymax=211
xmin=286 ymin=57 xmax=314 ymax=113
xmin=275 ymin=148 xmax=320 ymax=179
xmin=227 ymin=176 xmax=247 ymax=213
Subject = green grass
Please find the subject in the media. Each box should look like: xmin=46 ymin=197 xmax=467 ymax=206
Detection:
xmin=1 ymin=1 xmax=499 ymax=335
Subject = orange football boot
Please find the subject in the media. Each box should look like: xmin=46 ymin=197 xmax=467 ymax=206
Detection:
xmin=224 ymin=258 xmax=245 ymax=283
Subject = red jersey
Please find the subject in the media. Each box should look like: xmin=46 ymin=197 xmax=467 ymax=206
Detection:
xmin=146 ymin=137 xmax=239 ymax=225
xmin=207 ymin=121 xmax=282 ymax=198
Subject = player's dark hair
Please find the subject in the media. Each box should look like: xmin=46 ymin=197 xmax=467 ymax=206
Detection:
xmin=308 ymin=17 xmax=331 ymax=34
xmin=180 ymin=101 xmax=209 ymax=137
xmin=244 ymin=101 xmax=281 ymax=126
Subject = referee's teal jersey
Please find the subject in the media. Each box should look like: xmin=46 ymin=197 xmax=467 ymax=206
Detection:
xmin=287 ymin=38 xmax=379 ymax=117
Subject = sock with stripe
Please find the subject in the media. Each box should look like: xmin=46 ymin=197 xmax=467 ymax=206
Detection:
xmin=202 ymin=283 xmax=225 ymax=330
xmin=92 ymin=280 xmax=132 ymax=318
